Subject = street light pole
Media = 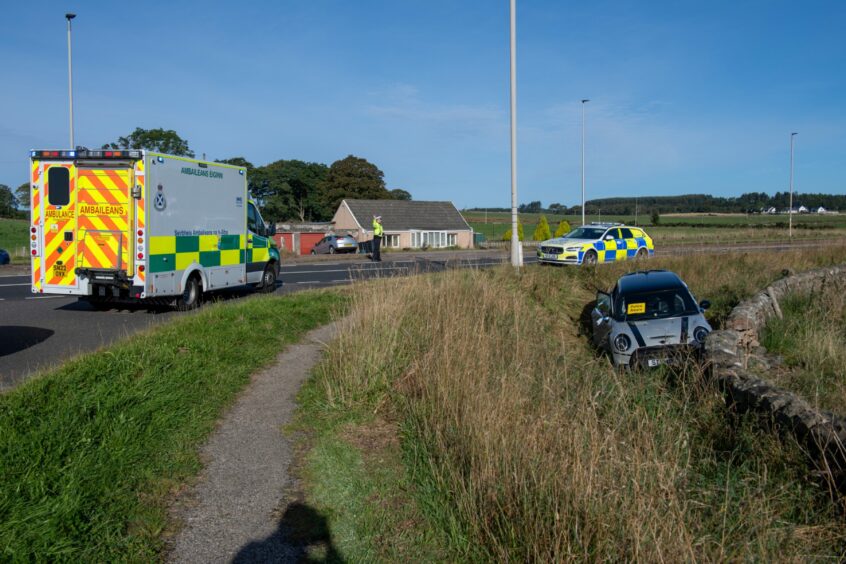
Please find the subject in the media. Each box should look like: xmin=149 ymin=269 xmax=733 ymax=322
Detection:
xmin=789 ymin=132 xmax=797 ymax=239
xmin=509 ymin=0 xmax=521 ymax=267
xmin=65 ymin=13 xmax=76 ymax=149
xmin=581 ymin=99 xmax=590 ymax=226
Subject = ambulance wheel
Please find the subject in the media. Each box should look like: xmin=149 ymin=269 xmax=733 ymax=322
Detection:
xmin=176 ymin=275 xmax=202 ymax=311
xmin=261 ymin=264 xmax=277 ymax=293
xmin=582 ymin=250 xmax=598 ymax=266
xmin=636 ymin=247 xmax=648 ymax=260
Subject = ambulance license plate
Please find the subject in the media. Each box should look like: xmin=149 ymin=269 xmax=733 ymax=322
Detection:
xmin=647 ymin=358 xmax=662 ymax=367
xmin=53 ymin=264 xmax=66 ymax=278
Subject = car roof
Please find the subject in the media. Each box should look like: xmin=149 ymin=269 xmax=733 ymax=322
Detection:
xmin=616 ymin=270 xmax=686 ymax=295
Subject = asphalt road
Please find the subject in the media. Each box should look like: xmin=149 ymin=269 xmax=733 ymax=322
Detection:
xmin=0 ymin=253 xmax=514 ymax=388
xmin=1 ymin=239 xmax=841 ymax=389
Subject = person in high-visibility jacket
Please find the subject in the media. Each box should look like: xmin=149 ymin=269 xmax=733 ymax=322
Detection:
xmin=371 ymin=215 xmax=383 ymax=262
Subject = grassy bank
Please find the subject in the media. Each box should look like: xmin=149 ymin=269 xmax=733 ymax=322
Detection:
xmin=761 ymin=289 xmax=846 ymax=415
xmin=0 ymin=290 xmax=344 ymax=561
xmin=299 ymin=246 xmax=846 ymax=561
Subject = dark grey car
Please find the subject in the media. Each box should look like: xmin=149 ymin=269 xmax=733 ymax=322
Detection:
xmin=311 ymin=234 xmax=358 ymax=255
xmin=591 ymin=270 xmax=711 ymax=368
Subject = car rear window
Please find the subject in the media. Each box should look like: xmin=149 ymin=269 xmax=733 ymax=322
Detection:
xmin=620 ymin=228 xmax=634 ymax=238
xmin=616 ymin=289 xmax=698 ymax=320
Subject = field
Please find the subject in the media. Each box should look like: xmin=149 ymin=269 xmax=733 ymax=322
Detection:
xmin=0 ymin=218 xmax=28 ymax=260
xmin=298 ymin=245 xmax=846 ymax=561
xmin=761 ymin=289 xmax=846 ymax=415
xmin=464 ymin=210 xmax=846 ymax=244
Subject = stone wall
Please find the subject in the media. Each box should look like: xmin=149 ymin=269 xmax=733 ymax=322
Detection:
xmin=703 ymin=264 xmax=846 ymax=486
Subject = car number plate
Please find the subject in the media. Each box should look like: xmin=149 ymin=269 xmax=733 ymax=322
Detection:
xmin=647 ymin=358 xmax=662 ymax=367
xmin=544 ymin=253 xmax=558 ymax=259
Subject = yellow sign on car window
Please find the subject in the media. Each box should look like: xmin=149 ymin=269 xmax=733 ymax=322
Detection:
xmin=627 ymin=302 xmax=646 ymax=314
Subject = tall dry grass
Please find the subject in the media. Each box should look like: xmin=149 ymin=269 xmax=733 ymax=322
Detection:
xmin=762 ymin=284 xmax=846 ymax=414
xmin=316 ymin=248 xmax=846 ymax=561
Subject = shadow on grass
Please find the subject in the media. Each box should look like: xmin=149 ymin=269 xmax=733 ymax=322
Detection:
xmin=232 ymin=502 xmax=342 ymax=563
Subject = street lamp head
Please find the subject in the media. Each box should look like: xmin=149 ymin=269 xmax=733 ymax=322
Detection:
xmin=65 ymin=13 xmax=76 ymax=20
xmin=791 ymin=132 xmax=798 ymax=136
xmin=581 ymin=99 xmax=590 ymax=104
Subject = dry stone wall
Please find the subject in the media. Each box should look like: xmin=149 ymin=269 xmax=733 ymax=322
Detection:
xmin=703 ymin=265 xmax=846 ymax=486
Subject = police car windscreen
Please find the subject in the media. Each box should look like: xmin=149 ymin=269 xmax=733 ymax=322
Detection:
xmin=565 ymin=227 xmax=605 ymax=239
xmin=618 ymin=289 xmax=698 ymax=320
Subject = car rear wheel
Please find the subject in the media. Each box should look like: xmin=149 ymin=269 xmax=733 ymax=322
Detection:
xmin=329 ymin=246 xmax=336 ymax=254
xmin=582 ymin=250 xmax=597 ymax=266
xmin=311 ymin=249 xmax=316 ymax=255
xmin=635 ymin=247 xmax=648 ymax=260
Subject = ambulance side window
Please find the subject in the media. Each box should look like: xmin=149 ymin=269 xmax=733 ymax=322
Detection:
xmin=247 ymin=203 xmax=258 ymax=233
xmin=48 ymin=167 xmax=70 ymax=206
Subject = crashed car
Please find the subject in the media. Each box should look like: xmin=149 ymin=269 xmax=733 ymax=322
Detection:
xmin=590 ymin=270 xmax=711 ymax=368
xmin=537 ymin=223 xmax=654 ymax=266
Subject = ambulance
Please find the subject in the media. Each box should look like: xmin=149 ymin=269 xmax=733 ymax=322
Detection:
xmin=29 ymin=149 xmax=280 ymax=309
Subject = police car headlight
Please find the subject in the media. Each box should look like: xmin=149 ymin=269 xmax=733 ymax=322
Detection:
xmin=614 ymin=334 xmax=631 ymax=352
xmin=565 ymin=246 xmax=581 ymax=251
xmin=693 ymin=326 xmax=709 ymax=344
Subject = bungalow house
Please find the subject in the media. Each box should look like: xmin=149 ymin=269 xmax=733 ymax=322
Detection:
xmin=332 ymin=199 xmax=474 ymax=250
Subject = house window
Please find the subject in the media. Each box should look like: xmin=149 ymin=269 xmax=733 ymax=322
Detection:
xmin=383 ymin=234 xmax=400 ymax=248
xmin=447 ymin=233 xmax=457 ymax=247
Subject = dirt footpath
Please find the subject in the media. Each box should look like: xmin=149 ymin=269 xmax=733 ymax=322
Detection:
xmin=167 ymin=322 xmax=338 ymax=563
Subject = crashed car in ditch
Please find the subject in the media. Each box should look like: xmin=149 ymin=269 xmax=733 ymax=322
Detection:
xmin=590 ymin=270 xmax=711 ymax=368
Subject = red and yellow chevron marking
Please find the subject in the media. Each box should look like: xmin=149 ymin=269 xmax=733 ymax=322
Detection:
xmin=31 ymin=160 xmax=42 ymax=290
xmin=76 ymin=168 xmax=132 ymax=272
xmin=42 ymin=163 xmax=77 ymax=287
xmin=135 ymin=160 xmax=146 ymax=284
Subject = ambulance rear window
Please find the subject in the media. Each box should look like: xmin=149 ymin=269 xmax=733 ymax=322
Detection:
xmin=48 ymin=167 xmax=70 ymax=206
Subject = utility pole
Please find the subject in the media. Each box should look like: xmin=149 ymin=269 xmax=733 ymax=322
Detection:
xmin=789 ymin=132 xmax=797 ymax=239
xmin=65 ymin=13 xmax=76 ymax=149
xmin=509 ymin=0 xmax=521 ymax=266
xmin=581 ymin=99 xmax=590 ymax=226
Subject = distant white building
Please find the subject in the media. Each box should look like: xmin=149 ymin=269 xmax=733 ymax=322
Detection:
xmin=817 ymin=206 xmax=828 ymax=214
xmin=763 ymin=206 xmax=777 ymax=214
xmin=798 ymin=205 xmax=809 ymax=213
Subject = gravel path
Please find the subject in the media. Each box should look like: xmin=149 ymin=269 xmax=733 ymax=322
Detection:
xmin=167 ymin=322 xmax=339 ymax=563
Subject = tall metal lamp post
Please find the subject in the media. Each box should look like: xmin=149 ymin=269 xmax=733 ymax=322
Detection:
xmin=65 ymin=13 xmax=76 ymax=149
xmin=789 ymin=132 xmax=797 ymax=239
xmin=509 ymin=0 xmax=521 ymax=266
xmin=580 ymin=99 xmax=590 ymax=226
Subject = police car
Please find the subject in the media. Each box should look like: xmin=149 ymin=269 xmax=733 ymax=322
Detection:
xmin=590 ymin=270 xmax=712 ymax=368
xmin=537 ymin=223 xmax=654 ymax=265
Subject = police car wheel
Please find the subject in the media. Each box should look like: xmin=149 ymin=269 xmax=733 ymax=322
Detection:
xmin=176 ymin=276 xmax=202 ymax=311
xmin=261 ymin=264 xmax=277 ymax=293
xmin=582 ymin=250 xmax=597 ymax=266
xmin=636 ymin=248 xmax=648 ymax=260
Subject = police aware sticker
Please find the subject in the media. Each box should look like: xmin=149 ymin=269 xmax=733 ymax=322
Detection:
xmin=627 ymin=303 xmax=646 ymax=314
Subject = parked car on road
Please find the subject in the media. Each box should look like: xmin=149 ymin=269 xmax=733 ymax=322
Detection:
xmin=311 ymin=234 xmax=358 ymax=255
xmin=0 ymin=248 xmax=10 ymax=265
xmin=538 ymin=223 xmax=654 ymax=265
xmin=591 ymin=270 xmax=711 ymax=368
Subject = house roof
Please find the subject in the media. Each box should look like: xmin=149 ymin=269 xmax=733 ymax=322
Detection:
xmin=342 ymin=199 xmax=471 ymax=231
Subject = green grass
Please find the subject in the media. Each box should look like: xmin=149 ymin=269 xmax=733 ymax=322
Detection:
xmin=289 ymin=362 xmax=449 ymax=562
xmin=0 ymin=218 xmax=28 ymax=259
xmin=0 ymin=290 xmax=344 ymax=561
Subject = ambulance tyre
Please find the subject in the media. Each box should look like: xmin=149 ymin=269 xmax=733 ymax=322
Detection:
xmin=582 ymin=250 xmax=598 ymax=266
xmin=176 ymin=275 xmax=202 ymax=311
xmin=636 ymin=248 xmax=648 ymax=260
xmin=260 ymin=263 xmax=277 ymax=293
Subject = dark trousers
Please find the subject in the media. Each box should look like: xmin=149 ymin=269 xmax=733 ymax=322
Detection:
xmin=372 ymin=235 xmax=382 ymax=261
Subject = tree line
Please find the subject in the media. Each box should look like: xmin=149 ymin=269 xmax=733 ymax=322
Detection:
xmin=1 ymin=128 xmax=411 ymax=221
xmin=468 ymin=192 xmax=845 ymax=217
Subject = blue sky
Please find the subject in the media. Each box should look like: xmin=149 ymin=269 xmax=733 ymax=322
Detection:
xmin=1 ymin=0 xmax=844 ymax=208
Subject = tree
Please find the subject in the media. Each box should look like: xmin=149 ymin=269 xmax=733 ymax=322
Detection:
xmin=554 ymin=219 xmax=571 ymax=237
xmin=15 ymin=183 xmax=29 ymax=211
xmin=548 ymin=202 xmax=567 ymax=214
xmin=518 ymin=200 xmax=542 ymax=213
xmin=503 ymin=220 xmax=524 ymax=242
xmin=324 ymin=155 xmax=390 ymax=212
xmin=389 ymin=188 xmax=412 ymax=201
xmin=533 ymin=215 xmax=551 ymax=241
xmin=0 ymin=184 xmax=15 ymax=217
xmin=251 ymin=160 xmax=330 ymax=222
xmin=103 ymin=127 xmax=195 ymax=157
xmin=215 ymin=157 xmax=255 ymax=171
xmin=651 ymin=210 xmax=661 ymax=225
